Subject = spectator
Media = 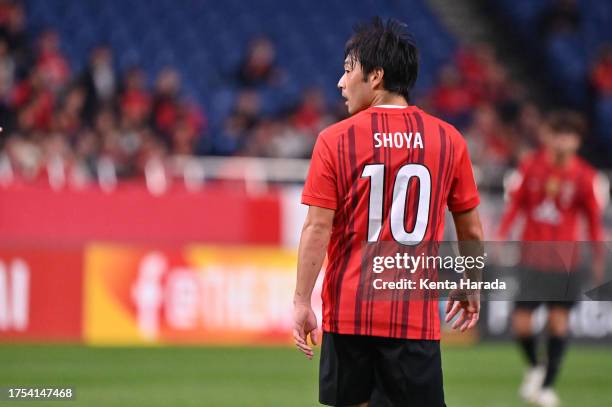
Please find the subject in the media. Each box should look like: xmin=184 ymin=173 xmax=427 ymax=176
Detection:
xmin=429 ymin=64 xmax=477 ymax=125
xmin=291 ymin=87 xmax=330 ymax=135
xmin=91 ymin=105 xmax=132 ymax=174
xmin=151 ymin=67 xmax=181 ymax=136
xmin=237 ymin=36 xmax=283 ymax=87
xmin=134 ymin=129 xmax=168 ymax=176
xmin=0 ymin=1 xmax=30 ymax=76
xmin=232 ymin=89 xmax=261 ymax=131
xmin=119 ymin=66 xmax=151 ymax=127
xmin=267 ymin=120 xmax=313 ymax=158
xmin=79 ymin=44 xmax=117 ymax=123
xmin=94 ymin=106 xmax=118 ymax=140
xmin=54 ymin=85 xmax=86 ymax=140
xmin=214 ymin=90 xmax=262 ymax=155
xmin=590 ymin=44 xmax=612 ymax=96
xmin=455 ymin=44 xmax=493 ymax=98
xmin=169 ymin=102 xmax=206 ymax=155
xmin=111 ymin=120 xmax=143 ymax=178
xmin=35 ymin=29 xmax=70 ymax=92
xmin=217 ymin=114 xmax=248 ymax=155
xmin=12 ymin=67 xmax=55 ymax=132
xmin=71 ymin=128 xmax=98 ymax=181
xmin=242 ymin=118 xmax=278 ymax=156
xmin=4 ymin=134 xmax=43 ymax=181
xmin=456 ymin=44 xmax=516 ymax=105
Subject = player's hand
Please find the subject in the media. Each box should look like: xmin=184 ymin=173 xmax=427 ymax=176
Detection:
xmin=292 ymin=302 xmax=319 ymax=360
xmin=445 ymin=288 xmax=480 ymax=332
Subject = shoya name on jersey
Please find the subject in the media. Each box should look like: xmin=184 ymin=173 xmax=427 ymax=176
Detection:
xmin=373 ymin=132 xmax=423 ymax=149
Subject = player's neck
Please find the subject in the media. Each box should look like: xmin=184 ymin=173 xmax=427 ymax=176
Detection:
xmin=370 ymin=92 xmax=409 ymax=108
xmin=547 ymin=150 xmax=573 ymax=167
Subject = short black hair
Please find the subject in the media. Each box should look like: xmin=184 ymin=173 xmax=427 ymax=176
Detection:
xmin=546 ymin=109 xmax=587 ymax=139
xmin=344 ymin=17 xmax=419 ymax=102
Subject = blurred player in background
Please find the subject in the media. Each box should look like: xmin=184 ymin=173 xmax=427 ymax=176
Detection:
xmin=497 ymin=110 xmax=605 ymax=407
xmin=293 ymin=17 xmax=484 ymax=407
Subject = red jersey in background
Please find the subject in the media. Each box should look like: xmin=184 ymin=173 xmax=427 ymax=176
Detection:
xmin=498 ymin=149 xmax=604 ymax=270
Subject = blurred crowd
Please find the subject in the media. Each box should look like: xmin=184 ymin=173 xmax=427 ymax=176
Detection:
xmin=490 ymin=0 xmax=612 ymax=161
xmin=538 ymin=0 xmax=612 ymax=151
xmin=0 ymin=1 xmax=205 ymax=182
xmin=214 ymin=36 xmax=349 ymax=158
xmin=0 ymin=0 xmax=606 ymax=186
xmin=423 ymin=43 xmax=543 ymax=179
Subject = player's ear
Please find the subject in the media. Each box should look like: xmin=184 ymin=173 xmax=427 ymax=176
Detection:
xmin=369 ymin=67 xmax=384 ymax=89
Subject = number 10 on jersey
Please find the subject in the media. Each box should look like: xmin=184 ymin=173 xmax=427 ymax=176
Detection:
xmin=361 ymin=164 xmax=431 ymax=245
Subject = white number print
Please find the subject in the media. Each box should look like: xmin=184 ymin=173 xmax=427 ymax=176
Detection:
xmin=361 ymin=163 xmax=431 ymax=245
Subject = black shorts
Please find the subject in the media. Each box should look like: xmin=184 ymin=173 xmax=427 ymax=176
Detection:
xmin=319 ymin=332 xmax=446 ymax=407
xmin=515 ymin=267 xmax=582 ymax=305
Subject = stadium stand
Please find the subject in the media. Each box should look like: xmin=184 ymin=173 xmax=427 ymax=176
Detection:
xmin=21 ymin=0 xmax=454 ymax=154
xmin=490 ymin=0 xmax=612 ymax=152
xmin=0 ymin=0 xmax=608 ymax=187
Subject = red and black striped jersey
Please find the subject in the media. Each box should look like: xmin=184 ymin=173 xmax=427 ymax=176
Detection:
xmin=302 ymin=105 xmax=480 ymax=340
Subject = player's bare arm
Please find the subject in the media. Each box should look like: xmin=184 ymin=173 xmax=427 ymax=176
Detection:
xmin=584 ymin=175 xmax=606 ymax=285
xmin=445 ymin=207 xmax=484 ymax=332
xmin=293 ymin=205 xmax=334 ymax=359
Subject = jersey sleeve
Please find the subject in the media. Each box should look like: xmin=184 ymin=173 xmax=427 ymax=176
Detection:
xmin=301 ymin=134 xmax=338 ymax=210
xmin=581 ymin=170 xmax=604 ymax=242
xmin=447 ymin=136 xmax=480 ymax=212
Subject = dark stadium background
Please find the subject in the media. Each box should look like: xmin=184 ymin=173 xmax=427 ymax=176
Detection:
xmin=0 ymin=0 xmax=611 ymax=405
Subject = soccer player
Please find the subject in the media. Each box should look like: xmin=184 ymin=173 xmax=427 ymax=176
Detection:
xmin=293 ymin=18 xmax=484 ymax=407
xmin=497 ymin=110 xmax=604 ymax=407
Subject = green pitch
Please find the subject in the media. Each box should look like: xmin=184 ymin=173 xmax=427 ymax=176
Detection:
xmin=0 ymin=343 xmax=610 ymax=406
